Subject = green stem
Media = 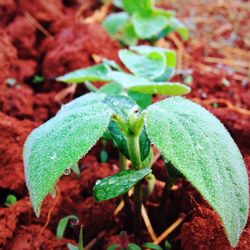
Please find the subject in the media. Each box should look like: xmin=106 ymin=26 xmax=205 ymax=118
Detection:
xmin=119 ymin=152 xmax=133 ymax=231
xmin=127 ymin=135 xmax=142 ymax=170
xmin=126 ymin=135 xmax=142 ymax=242
xmin=119 ymin=152 xmax=126 ymax=171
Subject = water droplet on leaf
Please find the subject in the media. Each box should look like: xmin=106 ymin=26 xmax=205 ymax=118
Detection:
xmin=70 ymin=217 xmax=79 ymax=226
xmin=63 ymin=168 xmax=71 ymax=175
xmin=50 ymin=152 xmax=57 ymax=160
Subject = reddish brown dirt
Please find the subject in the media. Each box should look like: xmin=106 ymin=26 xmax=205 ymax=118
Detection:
xmin=0 ymin=0 xmax=16 ymax=27
xmin=0 ymin=0 xmax=249 ymax=249
xmin=180 ymin=207 xmax=250 ymax=250
xmin=0 ymin=112 xmax=35 ymax=192
xmin=42 ymin=23 xmax=120 ymax=79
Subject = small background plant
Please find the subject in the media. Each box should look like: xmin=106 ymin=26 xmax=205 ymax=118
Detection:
xmin=102 ymin=0 xmax=188 ymax=45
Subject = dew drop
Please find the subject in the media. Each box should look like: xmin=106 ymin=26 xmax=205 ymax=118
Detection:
xmin=63 ymin=168 xmax=71 ymax=175
xmin=70 ymin=217 xmax=79 ymax=226
xmin=50 ymin=152 xmax=57 ymax=160
xmin=96 ymin=179 xmax=101 ymax=185
xmin=196 ymin=142 xmax=204 ymax=150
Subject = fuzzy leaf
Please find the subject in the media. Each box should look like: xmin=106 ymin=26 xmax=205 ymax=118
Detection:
xmin=171 ymin=17 xmax=189 ymax=41
xmin=108 ymin=72 xmax=190 ymax=95
xmin=56 ymin=64 xmax=111 ymax=83
xmin=113 ymin=0 xmax=123 ymax=9
xmin=98 ymin=83 xmax=123 ymax=95
xmin=102 ymin=12 xmax=129 ymax=37
xmin=58 ymin=93 xmax=106 ymax=114
xmin=131 ymin=46 xmax=176 ymax=68
xmin=128 ymin=90 xmax=152 ymax=110
xmin=131 ymin=12 xmax=169 ymax=39
xmin=94 ymin=168 xmax=151 ymax=201
xmin=131 ymin=45 xmax=177 ymax=80
xmin=24 ymin=94 xmax=113 ymax=216
xmin=119 ymin=49 xmax=166 ymax=80
xmin=123 ymin=0 xmax=153 ymax=15
xmin=121 ymin=21 xmax=138 ymax=46
xmin=145 ymin=97 xmax=249 ymax=246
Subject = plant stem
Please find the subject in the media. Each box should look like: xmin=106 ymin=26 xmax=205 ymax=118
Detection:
xmin=119 ymin=152 xmax=126 ymax=171
xmin=133 ymin=182 xmax=142 ymax=240
xmin=158 ymin=177 xmax=173 ymax=230
xmin=127 ymin=135 xmax=142 ymax=169
xmin=119 ymin=152 xmax=133 ymax=231
xmin=126 ymin=135 xmax=142 ymax=242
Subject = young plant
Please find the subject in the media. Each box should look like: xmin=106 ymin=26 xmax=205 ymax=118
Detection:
xmin=102 ymin=0 xmax=188 ymax=46
xmin=57 ymin=45 xmax=188 ymax=110
xmin=23 ymin=85 xmax=249 ymax=247
xmin=56 ymin=214 xmax=79 ymax=240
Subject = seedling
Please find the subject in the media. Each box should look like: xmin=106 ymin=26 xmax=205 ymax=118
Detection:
xmin=103 ymin=0 xmax=188 ymax=45
xmin=23 ymin=88 xmax=249 ymax=247
xmin=67 ymin=226 xmax=83 ymax=250
xmin=24 ymin=45 xmax=248 ymax=247
xmin=57 ymin=45 xmax=188 ymax=110
xmin=56 ymin=214 xmax=79 ymax=239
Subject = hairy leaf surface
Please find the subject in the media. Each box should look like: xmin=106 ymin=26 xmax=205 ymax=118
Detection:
xmin=102 ymin=12 xmax=129 ymax=37
xmin=56 ymin=64 xmax=111 ymax=83
xmin=24 ymin=94 xmax=113 ymax=216
xmin=123 ymin=0 xmax=153 ymax=15
xmin=94 ymin=168 xmax=151 ymax=201
xmin=131 ymin=12 xmax=169 ymax=39
xmin=131 ymin=45 xmax=176 ymax=80
xmin=119 ymin=49 xmax=166 ymax=79
xmin=108 ymin=72 xmax=190 ymax=95
xmin=145 ymin=97 xmax=249 ymax=246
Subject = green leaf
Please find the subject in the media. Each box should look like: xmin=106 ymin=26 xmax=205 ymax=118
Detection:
xmin=94 ymin=168 xmax=151 ymax=201
xmin=107 ymin=244 xmax=121 ymax=250
xmin=121 ymin=21 xmax=138 ymax=46
xmin=67 ymin=243 xmax=78 ymax=250
xmin=103 ymin=12 xmax=129 ymax=37
xmin=145 ymin=97 xmax=249 ymax=246
xmin=142 ymin=242 xmax=163 ymax=250
xmin=119 ymin=49 xmax=166 ymax=80
xmin=78 ymin=226 xmax=84 ymax=250
xmin=108 ymin=72 xmax=191 ymax=95
xmin=104 ymin=95 xmax=150 ymax=161
xmin=56 ymin=64 xmax=111 ymax=83
xmin=123 ymin=0 xmax=153 ymax=15
xmin=113 ymin=0 xmax=123 ymax=9
xmin=104 ymin=95 xmax=138 ymax=120
xmin=127 ymin=243 xmax=141 ymax=250
xmin=128 ymin=90 xmax=152 ymax=110
xmin=131 ymin=12 xmax=169 ymax=39
xmin=130 ymin=46 xmax=177 ymax=80
xmin=170 ymin=17 xmax=189 ymax=41
xmin=102 ymin=58 xmax=123 ymax=72
xmin=131 ymin=46 xmax=176 ymax=69
xmin=24 ymin=93 xmax=113 ymax=216
xmin=98 ymin=83 xmax=123 ymax=95
xmin=56 ymin=215 xmax=79 ymax=239
xmin=58 ymin=93 xmax=107 ymax=114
